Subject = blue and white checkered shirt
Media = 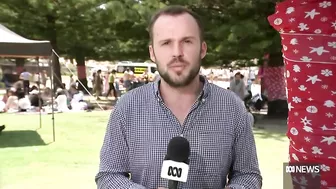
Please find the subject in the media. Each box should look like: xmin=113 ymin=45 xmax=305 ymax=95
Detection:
xmin=96 ymin=76 xmax=262 ymax=189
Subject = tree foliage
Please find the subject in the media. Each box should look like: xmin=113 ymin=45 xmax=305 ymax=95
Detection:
xmin=0 ymin=0 xmax=283 ymax=70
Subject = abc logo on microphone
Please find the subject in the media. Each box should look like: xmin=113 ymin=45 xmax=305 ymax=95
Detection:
xmin=160 ymin=160 xmax=189 ymax=182
xmin=168 ymin=166 xmax=182 ymax=177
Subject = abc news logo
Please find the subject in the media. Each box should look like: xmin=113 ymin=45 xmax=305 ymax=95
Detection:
xmin=161 ymin=160 xmax=189 ymax=182
xmin=285 ymin=164 xmax=320 ymax=174
xmin=167 ymin=166 xmax=183 ymax=178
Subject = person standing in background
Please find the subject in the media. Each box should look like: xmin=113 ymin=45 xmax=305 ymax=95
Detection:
xmin=33 ymin=72 xmax=41 ymax=87
xmin=41 ymin=70 xmax=48 ymax=88
xmin=103 ymin=72 xmax=109 ymax=95
xmin=123 ymin=67 xmax=134 ymax=91
xmin=19 ymin=68 xmax=31 ymax=95
xmin=69 ymin=74 xmax=75 ymax=89
xmin=94 ymin=70 xmax=102 ymax=100
xmin=229 ymin=72 xmax=245 ymax=100
xmin=141 ymin=69 xmax=150 ymax=84
xmin=105 ymin=70 xmax=118 ymax=100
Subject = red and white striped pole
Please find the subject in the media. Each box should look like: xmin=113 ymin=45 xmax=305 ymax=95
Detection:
xmin=268 ymin=0 xmax=336 ymax=188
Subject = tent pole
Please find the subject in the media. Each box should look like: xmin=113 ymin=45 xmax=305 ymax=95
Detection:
xmin=50 ymin=52 xmax=55 ymax=142
xmin=36 ymin=57 xmax=42 ymax=129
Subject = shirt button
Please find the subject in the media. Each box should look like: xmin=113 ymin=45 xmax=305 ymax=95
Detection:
xmin=202 ymin=98 xmax=205 ymax=102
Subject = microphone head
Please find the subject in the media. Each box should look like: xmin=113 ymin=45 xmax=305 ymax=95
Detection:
xmin=166 ymin=136 xmax=190 ymax=162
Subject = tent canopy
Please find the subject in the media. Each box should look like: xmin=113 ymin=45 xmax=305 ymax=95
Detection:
xmin=0 ymin=24 xmax=52 ymax=58
xmin=0 ymin=23 xmax=56 ymax=142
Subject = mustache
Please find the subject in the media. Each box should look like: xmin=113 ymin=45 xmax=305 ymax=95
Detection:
xmin=168 ymin=57 xmax=189 ymax=66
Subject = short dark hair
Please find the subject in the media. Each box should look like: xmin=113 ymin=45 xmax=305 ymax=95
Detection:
xmin=148 ymin=5 xmax=204 ymax=44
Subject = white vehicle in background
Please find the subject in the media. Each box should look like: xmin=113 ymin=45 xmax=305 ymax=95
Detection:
xmin=115 ymin=62 xmax=157 ymax=91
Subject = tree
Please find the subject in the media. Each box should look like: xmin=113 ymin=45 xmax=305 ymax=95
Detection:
xmin=0 ymin=0 xmax=117 ymax=90
xmin=192 ymin=0 xmax=283 ymax=67
xmin=0 ymin=0 xmax=60 ymax=89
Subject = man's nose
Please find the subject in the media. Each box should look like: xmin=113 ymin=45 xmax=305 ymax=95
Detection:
xmin=172 ymin=42 xmax=183 ymax=58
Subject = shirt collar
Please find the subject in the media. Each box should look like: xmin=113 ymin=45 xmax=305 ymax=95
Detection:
xmin=153 ymin=75 xmax=211 ymax=101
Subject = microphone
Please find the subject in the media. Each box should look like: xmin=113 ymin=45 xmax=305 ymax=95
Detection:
xmin=160 ymin=136 xmax=190 ymax=189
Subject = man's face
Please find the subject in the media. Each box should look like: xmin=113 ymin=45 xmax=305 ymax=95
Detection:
xmin=235 ymin=75 xmax=241 ymax=80
xmin=149 ymin=13 xmax=207 ymax=87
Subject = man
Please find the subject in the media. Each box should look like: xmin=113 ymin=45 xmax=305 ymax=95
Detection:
xmin=41 ymin=70 xmax=48 ymax=88
xmin=94 ymin=70 xmax=102 ymax=100
xmin=19 ymin=68 xmax=31 ymax=95
xmin=141 ymin=69 xmax=150 ymax=84
xmin=96 ymin=5 xmax=262 ymax=189
xmin=229 ymin=72 xmax=246 ymax=100
xmin=123 ymin=67 xmax=134 ymax=91
xmin=105 ymin=70 xmax=118 ymax=99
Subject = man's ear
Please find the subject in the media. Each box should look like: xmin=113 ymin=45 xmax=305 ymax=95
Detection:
xmin=200 ymin=41 xmax=207 ymax=59
xmin=149 ymin=45 xmax=156 ymax=62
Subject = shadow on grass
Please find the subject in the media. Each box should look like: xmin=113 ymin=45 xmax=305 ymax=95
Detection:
xmin=0 ymin=130 xmax=46 ymax=148
xmin=253 ymin=115 xmax=288 ymax=142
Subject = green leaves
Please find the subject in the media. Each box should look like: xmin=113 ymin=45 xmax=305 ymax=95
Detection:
xmin=0 ymin=0 xmax=282 ymax=66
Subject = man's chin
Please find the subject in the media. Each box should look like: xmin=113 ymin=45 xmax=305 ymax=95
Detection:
xmin=164 ymin=76 xmax=192 ymax=87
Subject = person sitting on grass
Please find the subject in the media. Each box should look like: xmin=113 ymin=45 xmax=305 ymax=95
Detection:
xmin=1 ymin=88 xmax=18 ymax=113
xmin=17 ymin=90 xmax=31 ymax=112
xmin=55 ymin=89 xmax=70 ymax=112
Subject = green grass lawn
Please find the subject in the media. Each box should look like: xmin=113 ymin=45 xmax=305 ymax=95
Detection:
xmin=0 ymin=112 xmax=289 ymax=189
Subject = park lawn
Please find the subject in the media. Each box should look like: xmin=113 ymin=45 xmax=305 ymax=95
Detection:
xmin=0 ymin=112 xmax=288 ymax=189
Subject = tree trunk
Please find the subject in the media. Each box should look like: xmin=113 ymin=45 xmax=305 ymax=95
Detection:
xmin=46 ymin=14 xmax=62 ymax=90
xmin=15 ymin=58 xmax=25 ymax=74
xmin=75 ymin=54 xmax=89 ymax=93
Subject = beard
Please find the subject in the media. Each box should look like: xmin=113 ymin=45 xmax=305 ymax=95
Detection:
xmin=155 ymin=55 xmax=201 ymax=88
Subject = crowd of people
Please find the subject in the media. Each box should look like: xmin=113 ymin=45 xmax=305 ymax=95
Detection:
xmin=0 ymin=68 xmax=94 ymax=114
xmin=90 ymin=68 xmax=160 ymax=100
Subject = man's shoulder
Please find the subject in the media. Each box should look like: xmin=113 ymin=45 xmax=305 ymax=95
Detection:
xmin=116 ymin=83 xmax=153 ymax=107
xmin=209 ymin=83 xmax=245 ymax=107
xmin=209 ymin=83 xmax=237 ymax=99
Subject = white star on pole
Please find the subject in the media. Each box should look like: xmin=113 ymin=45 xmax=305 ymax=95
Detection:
xmin=309 ymin=46 xmax=329 ymax=55
xmin=321 ymin=136 xmax=336 ymax=145
xmin=332 ymin=21 xmax=336 ymax=29
xmin=321 ymin=125 xmax=328 ymax=131
xmin=299 ymin=148 xmax=306 ymax=153
xmin=326 ymin=112 xmax=333 ymax=118
xmin=301 ymin=116 xmax=312 ymax=125
xmin=305 ymin=9 xmax=320 ymax=19
xmin=306 ymin=75 xmax=322 ymax=84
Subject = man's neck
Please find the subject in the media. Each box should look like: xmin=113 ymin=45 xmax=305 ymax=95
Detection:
xmin=159 ymin=76 xmax=203 ymax=106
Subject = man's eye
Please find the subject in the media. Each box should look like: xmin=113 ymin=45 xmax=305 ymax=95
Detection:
xmin=162 ymin=41 xmax=170 ymax=45
xmin=184 ymin=40 xmax=192 ymax=44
